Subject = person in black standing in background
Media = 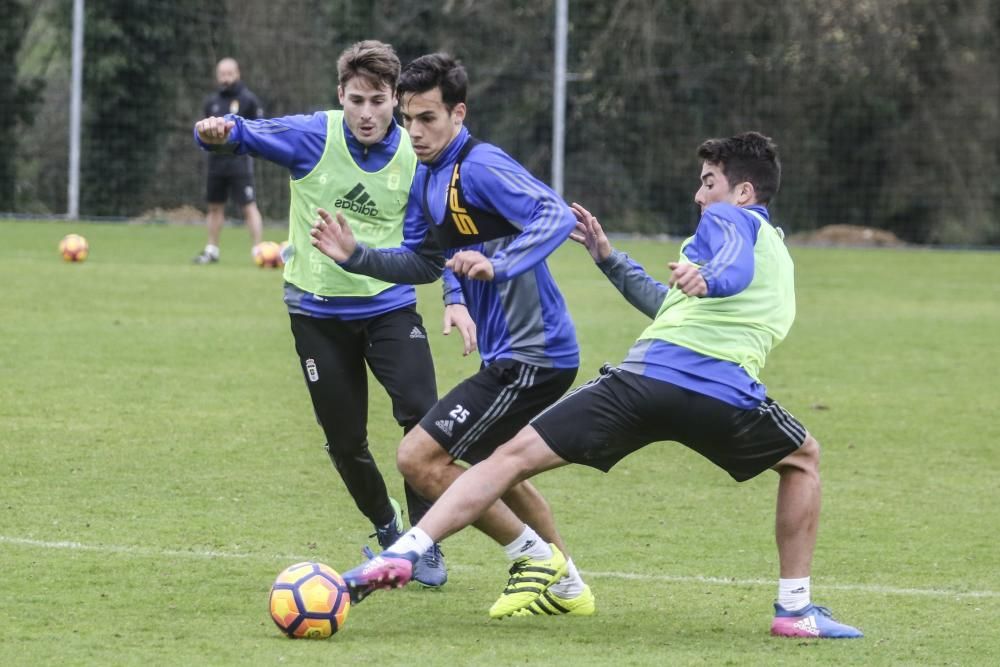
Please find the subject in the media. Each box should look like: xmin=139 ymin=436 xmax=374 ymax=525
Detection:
xmin=193 ymin=57 xmax=265 ymax=264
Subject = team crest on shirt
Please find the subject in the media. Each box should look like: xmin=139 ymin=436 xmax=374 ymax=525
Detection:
xmin=229 ymin=99 xmax=240 ymax=114
xmin=386 ymin=168 xmax=400 ymax=191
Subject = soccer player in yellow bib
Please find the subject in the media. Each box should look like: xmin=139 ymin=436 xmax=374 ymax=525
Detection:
xmin=341 ymin=132 xmax=862 ymax=638
xmin=193 ymin=41 xmax=446 ymax=587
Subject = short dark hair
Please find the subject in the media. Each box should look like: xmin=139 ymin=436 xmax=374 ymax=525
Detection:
xmin=337 ymin=40 xmax=401 ymax=91
xmin=697 ymin=132 xmax=781 ymax=204
xmin=398 ymin=53 xmax=467 ymax=110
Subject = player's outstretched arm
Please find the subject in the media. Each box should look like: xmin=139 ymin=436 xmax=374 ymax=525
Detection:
xmin=569 ymin=202 xmax=612 ymax=262
xmin=194 ymin=116 xmax=235 ymax=145
xmin=312 ymin=200 xmax=445 ymax=284
xmin=310 ymin=208 xmax=357 ymax=263
xmin=570 ymin=201 xmax=667 ymax=318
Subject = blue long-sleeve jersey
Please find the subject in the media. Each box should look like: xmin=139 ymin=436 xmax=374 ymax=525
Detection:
xmin=343 ymin=128 xmax=579 ymax=368
xmin=194 ymin=112 xmax=416 ymax=319
xmin=602 ymin=203 xmax=771 ymax=408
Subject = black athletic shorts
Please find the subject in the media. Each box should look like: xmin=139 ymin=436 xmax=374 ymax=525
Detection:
xmin=531 ymin=366 xmax=807 ymax=482
xmin=206 ymin=171 xmax=256 ymax=205
xmin=419 ymin=359 xmax=577 ymax=465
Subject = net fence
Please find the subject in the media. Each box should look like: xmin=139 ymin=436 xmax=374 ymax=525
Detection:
xmin=5 ymin=0 xmax=999 ymax=244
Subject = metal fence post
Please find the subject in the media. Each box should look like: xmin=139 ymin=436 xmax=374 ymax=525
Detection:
xmin=551 ymin=0 xmax=568 ymax=197
xmin=67 ymin=0 xmax=84 ymax=219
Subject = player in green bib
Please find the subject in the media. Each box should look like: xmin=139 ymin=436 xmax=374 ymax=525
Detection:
xmin=341 ymin=132 xmax=862 ymax=638
xmin=194 ymin=41 xmax=448 ymax=587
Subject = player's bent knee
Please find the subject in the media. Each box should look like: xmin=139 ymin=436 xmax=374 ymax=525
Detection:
xmin=800 ymin=434 xmax=821 ymax=465
xmin=395 ymin=439 xmax=423 ymax=481
xmin=325 ymin=437 xmax=370 ymax=459
xmin=324 ymin=440 xmax=379 ymax=475
xmin=775 ymin=434 xmax=821 ymax=474
xmin=396 ymin=428 xmax=450 ymax=486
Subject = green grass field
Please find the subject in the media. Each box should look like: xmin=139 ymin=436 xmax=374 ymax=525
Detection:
xmin=1 ymin=219 xmax=998 ymax=666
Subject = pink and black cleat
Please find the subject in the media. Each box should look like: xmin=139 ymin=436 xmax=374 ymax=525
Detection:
xmin=771 ymin=603 xmax=863 ymax=638
xmin=341 ymin=551 xmax=416 ymax=604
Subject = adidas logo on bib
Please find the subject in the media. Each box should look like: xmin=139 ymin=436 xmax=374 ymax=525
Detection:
xmin=335 ymin=182 xmax=380 ymax=217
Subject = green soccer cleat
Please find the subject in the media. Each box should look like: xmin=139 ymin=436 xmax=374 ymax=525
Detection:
xmin=510 ymin=585 xmax=596 ymax=617
xmin=488 ymin=544 xmax=568 ymax=619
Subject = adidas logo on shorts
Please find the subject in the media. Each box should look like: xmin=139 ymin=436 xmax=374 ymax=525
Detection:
xmin=434 ymin=419 xmax=454 ymax=437
xmin=409 ymin=326 xmax=426 ymax=339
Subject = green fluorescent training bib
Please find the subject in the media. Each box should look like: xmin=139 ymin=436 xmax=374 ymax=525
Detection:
xmin=639 ymin=211 xmax=796 ymax=381
xmin=283 ymin=110 xmax=417 ymax=297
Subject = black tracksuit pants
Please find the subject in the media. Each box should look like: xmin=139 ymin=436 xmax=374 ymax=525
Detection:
xmin=290 ymin=306 xmax=437 ymax=528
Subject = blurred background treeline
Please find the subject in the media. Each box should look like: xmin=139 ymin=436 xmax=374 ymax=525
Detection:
xmin=3 ymin=0 xmax=998 ymax=244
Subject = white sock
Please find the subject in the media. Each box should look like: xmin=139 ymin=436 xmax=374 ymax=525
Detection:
xmin=388 ymin=527 xmax=433 ymax=558
xmin=205 ymin=244 xmax=219 ymax=258
xmin=548 ymin=557 xmax=586 ymax=598
xmin=503 ymin=525 xmax=552 ymax=561
xmin=777 ymin=577 xmax=811 ymax=612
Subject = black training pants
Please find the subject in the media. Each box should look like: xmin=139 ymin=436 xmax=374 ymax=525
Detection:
xmin=289 ymin=306 xmax=437 ymax=527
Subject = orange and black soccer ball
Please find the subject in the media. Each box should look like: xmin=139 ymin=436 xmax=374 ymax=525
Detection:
xmin=59 ymin=234 xmax=89 ymax=262
xmin=269 ymin=561 xmax=351 ymax=639
xmin=253 ymin=241 xmax=283 ymax=268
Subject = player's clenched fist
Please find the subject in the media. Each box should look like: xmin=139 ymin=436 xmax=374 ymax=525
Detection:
xmin=195 ymin=116 xmax=236 ymax=144
xmin=668 ymin=261 xmax=708 ymax=296
xmin=446 ymin=250 xmax=494 ymax=281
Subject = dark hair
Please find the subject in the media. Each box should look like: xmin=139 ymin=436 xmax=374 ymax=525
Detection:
xmin=337 ymin=40 xmax=401 ymax=91
xmin=398 ymin=53 xmax=467 ymax=110
xmin=697 ymin=132 xmax=781 ymax=204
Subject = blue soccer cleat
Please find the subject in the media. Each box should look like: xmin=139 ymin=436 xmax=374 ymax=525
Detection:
xmin=412 ymin=543 xmax=448 ymax=588
xmin=771 ymin=603 xmax=863 ymax=638
xmin=342 ymin=550 xmax=416 ymax=604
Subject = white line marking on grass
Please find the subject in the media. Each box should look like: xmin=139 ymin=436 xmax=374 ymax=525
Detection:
xmin=0 ymin=535 xmax=302 ymax=563
xmin=4 ymin=535 xmax=997 ymax=600
xmin=580 ymin=570 xmax=1000 ymax=600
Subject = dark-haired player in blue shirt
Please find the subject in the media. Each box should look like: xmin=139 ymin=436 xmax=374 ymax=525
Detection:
xmin=311 ymin=53 xmax=593 ymax=619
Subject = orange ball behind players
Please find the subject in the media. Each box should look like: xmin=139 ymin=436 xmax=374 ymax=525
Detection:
xmin=253 ymin=241 xmax=282 ymax=268
xmin=59 ymin=233 xmax=89 ymax=262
